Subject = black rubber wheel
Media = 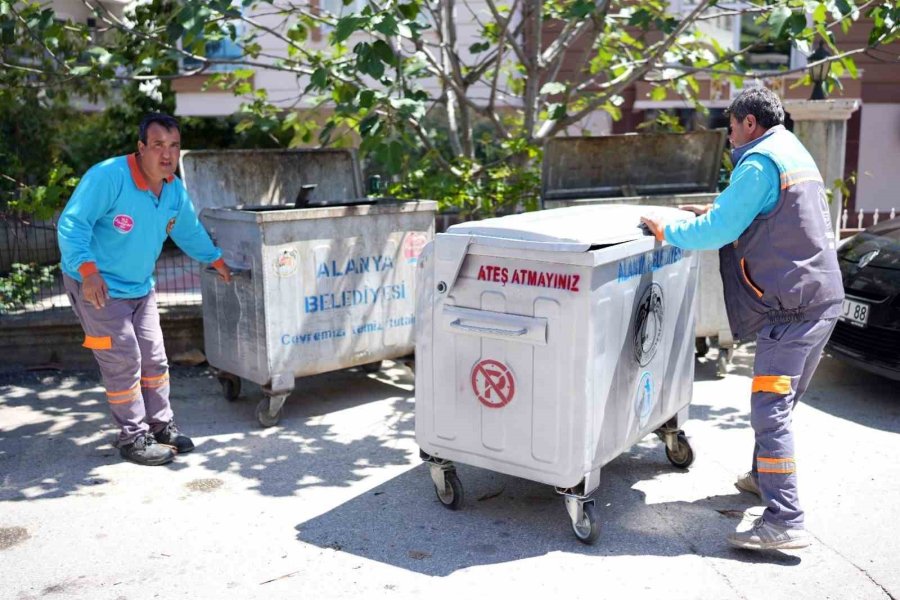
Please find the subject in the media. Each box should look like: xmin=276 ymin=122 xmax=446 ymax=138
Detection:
xmin=255 ymin=397 xmax=282 ymax=428
xmin=219 ymin=375 xmax=241 ymax=401
xmin=361 ymin=361 xmax=383 ymax=374
xmin=695 ymin=337 xmax=710 ymax=357
xmin=665 ymin=432 xmax=695 ymax=469
xmin=571 ymin=500 xmax=601 ymax=545
xmin=434 ymin=470 xmax=464 ymax=510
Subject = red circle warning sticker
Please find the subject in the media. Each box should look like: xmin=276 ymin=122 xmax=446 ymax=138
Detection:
xmin=471 ymin=359 xmax=516 ymax=408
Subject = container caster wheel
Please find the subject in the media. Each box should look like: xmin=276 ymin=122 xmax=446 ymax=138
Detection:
xmin=570 ymin=499 xmax=601 ymax=545
xmin=434 ymin=469 xmax=464 ymax=510
xmin=695 ymin=337 xmax=710 ymax=357
xmin=716 ymin=347 xmax=732 ymax=378
xmin=218 ymin=373 xmax=241 ymax=401
xmin=665 ymin=431 xmax=695 ymax=469
xmin=256 ymin=396 xmax=285 ymax=428
xmin=361 ymin=360 xmax=383 ymax=374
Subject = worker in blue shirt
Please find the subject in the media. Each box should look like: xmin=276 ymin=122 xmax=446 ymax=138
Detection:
xmin=642 ymin=87 xmax=843 ymax=551
xmin=58 ymin=112 xmax=232 ymax=466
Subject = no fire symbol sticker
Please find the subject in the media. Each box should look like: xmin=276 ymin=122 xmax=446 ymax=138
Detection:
xmin=471 ymin=359 xmax=516 ymax=408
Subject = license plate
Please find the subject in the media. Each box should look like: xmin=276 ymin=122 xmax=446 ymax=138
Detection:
xmin=840 ymin=298 xmax=870 ymax=327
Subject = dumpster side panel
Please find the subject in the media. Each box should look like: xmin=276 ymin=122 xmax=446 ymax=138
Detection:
xmin=201 ymin=215 xmax=270 ymax=385
xmin=416 ymin=242 xmax=591 ymax=489
xmin=261 ymin=210 xmax=434 ymax=379
xmin=590 ymin=246 xmax=698 ymax=468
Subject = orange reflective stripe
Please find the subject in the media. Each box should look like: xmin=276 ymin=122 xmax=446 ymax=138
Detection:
xmin=106 ymin=383 xmax=140 ymax=404
xmin=740 ymin=258 xmax=764 ymax=298
xmin=141 ymin=372 xmax=169 ymax=388
xmin=83 ymin=335 xmax=112 ymax=351
xmin=780 ymin=169 xmax=822 ymax=189
xmin=752 ymin=375 xmax=793 ymax=395
xmin=757 ymin=457 xmax=796 ymax=474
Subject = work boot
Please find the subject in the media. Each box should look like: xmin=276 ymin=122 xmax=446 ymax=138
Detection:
xmin=734 ymin=471 xmax=761 ymax=498
xmin=728 ymin=517 xmax=812 ymax=550
xmin=153 ymin=421 xmax=195 ymax=454
xmin=119 ymin=433 xmax=175 ymax=466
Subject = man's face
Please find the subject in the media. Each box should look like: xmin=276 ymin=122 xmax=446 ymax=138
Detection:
xmin=138 ymin=123 xmax=180 ymax=181
xmin=728 ymin=114 xmax=756 ymax=148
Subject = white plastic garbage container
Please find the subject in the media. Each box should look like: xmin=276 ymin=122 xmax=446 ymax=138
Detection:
xmin=414 ymin=204 xmax=699 ymax=544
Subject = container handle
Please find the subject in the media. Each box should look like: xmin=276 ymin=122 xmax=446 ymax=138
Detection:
xmin=449 ymin=319 xmax=527 ymax=337
xmin=204 ymin=266 xmax=251 ymax=280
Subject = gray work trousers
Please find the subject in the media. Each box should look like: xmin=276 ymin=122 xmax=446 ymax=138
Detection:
xmin=64 ymin=275 xmax=172 ymax=445
xmin=750 ymin=318 xmax=836 ymax=529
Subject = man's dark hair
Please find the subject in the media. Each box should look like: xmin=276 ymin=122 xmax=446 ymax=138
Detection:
xmin=139 ymin=112 xmax=180 ymax=144
xmin=725 ymin=87 xmax=785 ymax=129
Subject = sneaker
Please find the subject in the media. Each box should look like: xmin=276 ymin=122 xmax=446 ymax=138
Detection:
xmin=119 ymin=433 xmax=175 ymax=466
xmin=153 ymin=421 xmax=195 ymax=454
xmin=735 ymin=471 xmax=761 ymax=498
xmin=728 ymin=517 xmax=812 ymax=550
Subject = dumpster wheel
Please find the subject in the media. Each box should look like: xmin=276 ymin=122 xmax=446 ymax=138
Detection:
xmin=256 ymin=396 xmax=285 ymax=428
xmin=665 ymin=432 xmax=695 ymax=469
xmin=570 ymin=499 xmax=601 ymax=545
xmin=361 ymin=360 xmax=383 ymax=374
xmin=218 ymin=373 xmax=241 ymax=402
xmin=434 ymin=470 xmax=464 ymax=510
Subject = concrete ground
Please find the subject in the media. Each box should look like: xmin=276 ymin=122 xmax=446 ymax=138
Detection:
xmin=1 ymin=346 xmax=898 ymax=600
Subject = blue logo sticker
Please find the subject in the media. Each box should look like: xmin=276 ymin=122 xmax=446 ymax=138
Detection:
xmin=636 ymin=371 xmax=654 ymax=428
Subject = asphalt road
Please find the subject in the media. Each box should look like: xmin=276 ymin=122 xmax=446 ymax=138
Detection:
xmin=1 ymin=346 xmax=898 ymax=600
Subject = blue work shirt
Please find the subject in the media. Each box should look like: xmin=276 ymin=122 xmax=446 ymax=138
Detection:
xmin=58 ymin=154 xmax=222 ymax=298
xmin=663 ymin=155 xmax=780 ymax=250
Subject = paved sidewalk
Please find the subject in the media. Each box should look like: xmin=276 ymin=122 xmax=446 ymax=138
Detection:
xmin=0 ymin=348 xmax=898 ymax=600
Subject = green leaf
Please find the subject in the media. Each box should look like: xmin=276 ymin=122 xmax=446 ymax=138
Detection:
xmin=469 ymin=41 xmax=490 ymax=54
xmin=358 ymin=89 xmax=376 ymax=108
xmin=650 ymin=86 xmax=667 ymax=101
xmin=397 ymin=3 xmax=419 ymax=20
xmin=334 ymin=16 xmax=367 ymax=43
xmin=373 ymin=13 xmax=398 ymax=36
xmin=540 ymin=82 xmax=566 ymax=95
xmin=372 ymin=39 xmax=395 ymax=63
xmin=548 ymin=103 xmax=566 ymax=120
xmin=813 ymin=3 xmax=827 ymax=24
xmin=768 ymin=6 xmax=792 ymax=35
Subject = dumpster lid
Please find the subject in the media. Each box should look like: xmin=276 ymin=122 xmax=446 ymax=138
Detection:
xmin=446 ymin=204 xmax=689 ymax=251
xmin=541 ymin=130 xmax=727 ymax=203
xmin=179 ymin=148 xmax=364 ymax=213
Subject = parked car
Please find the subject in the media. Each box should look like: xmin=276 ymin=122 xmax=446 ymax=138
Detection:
xmin=827 ymin=217 xmax=900 ymax=380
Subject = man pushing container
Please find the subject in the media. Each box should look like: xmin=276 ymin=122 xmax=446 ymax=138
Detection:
xmin=641 ymin=87 xmax=843 ymax=551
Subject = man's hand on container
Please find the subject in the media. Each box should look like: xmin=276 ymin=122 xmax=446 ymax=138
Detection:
xmin=83 ymin=273 xmax=109 ymax=309
xmin=640 ymin=216 xmax=667 ymax=243
xmin=213 ymin=261 xmax=233 ymax=283
xmin=678 ymin=203 xmax=712 ymax=216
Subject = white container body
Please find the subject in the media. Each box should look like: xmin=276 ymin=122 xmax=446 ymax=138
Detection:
xmin=415 ymin=205 xmax=698 ymax=492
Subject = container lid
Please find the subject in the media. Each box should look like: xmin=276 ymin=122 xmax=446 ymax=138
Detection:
xmin=180 ymin=148 xmax=364 ymax=213
xmin=541 ymin=130 xmax=727 ymax=203
xmin=445 ymin=204 xmax=690 ymax=251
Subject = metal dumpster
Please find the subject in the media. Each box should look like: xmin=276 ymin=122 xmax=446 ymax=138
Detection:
xmin=192 ymin=150 xmax=437 ymax=426
xmin=415 ymin=204 xmax=699 ymax=544
xmin=541 ymin=130 xmax=735 ymax=375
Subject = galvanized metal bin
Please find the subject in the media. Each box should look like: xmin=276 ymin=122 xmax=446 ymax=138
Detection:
xmin=415 ymin=204 xmax=699 ymax=544
xmin=541 ymin=130 xmax=735 ymax=374
xmin=182 ymin=148 xmax=437 ymax=426
xmin=201 ymin=201 xmax=436 ymax=426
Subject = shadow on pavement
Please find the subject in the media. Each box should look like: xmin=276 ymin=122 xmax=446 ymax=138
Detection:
xmin=0 ymin=364 xmax=416 ymax=502
xmin=295 ymin=443 xmax=801 ymax=577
